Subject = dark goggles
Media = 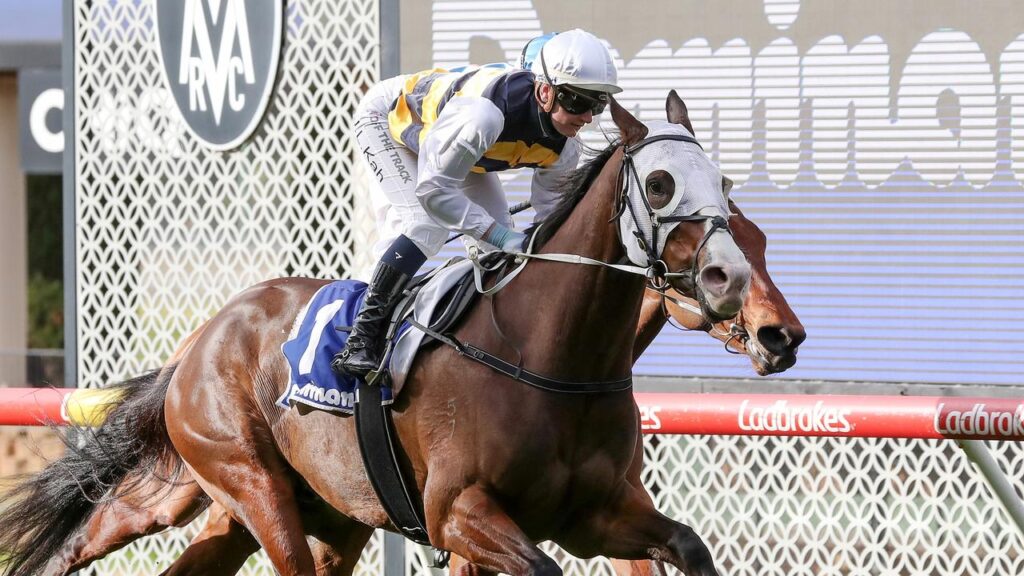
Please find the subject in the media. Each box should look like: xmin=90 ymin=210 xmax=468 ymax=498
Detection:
xmin=555 ymin=85 xmax=609 ymax=115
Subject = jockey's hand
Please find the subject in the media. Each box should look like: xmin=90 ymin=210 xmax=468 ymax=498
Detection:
xmin=483 ymin=224 xmax=527 ymax=253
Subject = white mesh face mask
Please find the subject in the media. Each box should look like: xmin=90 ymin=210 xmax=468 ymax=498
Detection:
xmin=617 ymin=121 xmax=731 ymax=266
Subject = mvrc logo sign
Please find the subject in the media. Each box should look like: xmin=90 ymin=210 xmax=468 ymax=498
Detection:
xmin=155 ymin=0 xmax=282 ymax=150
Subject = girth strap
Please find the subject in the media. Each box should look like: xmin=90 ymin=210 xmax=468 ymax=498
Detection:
xmin=353 ymin=385 xmax=433 ymax=546
xmin=408 ymin=318 xmax=633 ymax=394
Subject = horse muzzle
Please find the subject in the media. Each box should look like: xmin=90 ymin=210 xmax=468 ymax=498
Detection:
xmin=695 ymin=259 xmax=751 ymax=322
xmin=747 ymin=323 xmax=806 ymax=375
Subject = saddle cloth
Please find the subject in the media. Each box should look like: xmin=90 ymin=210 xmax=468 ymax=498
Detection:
xmin=276 ymin=259 xmax=476 ymax=414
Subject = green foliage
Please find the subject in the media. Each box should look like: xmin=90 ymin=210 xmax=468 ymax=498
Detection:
xmin=27 ymin=274 xmax=63 ymax=349
xmin=26 ymin=176 xmax=63 ymax=282
xmin=26 ymin=175 xmax=64 ymax=350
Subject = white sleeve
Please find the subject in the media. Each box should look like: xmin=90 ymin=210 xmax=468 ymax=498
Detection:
xmin=415 ymin=97 xmax=504 ymax=240
xmin=530 ymin=137 xmax=581 ymax=223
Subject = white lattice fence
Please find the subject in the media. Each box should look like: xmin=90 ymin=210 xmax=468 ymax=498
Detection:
xmin=73 ymin=0 xmax=380 ymax=391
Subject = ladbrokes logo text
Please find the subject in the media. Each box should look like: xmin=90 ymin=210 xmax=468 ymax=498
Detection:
xmin=935 ymin=402 xmax=1024 ymax=438
xmin=738 ymin=400 xmax=853 ymax=434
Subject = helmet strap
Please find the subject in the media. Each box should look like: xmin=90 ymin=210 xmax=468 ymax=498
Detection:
xmin=535 ymin=46 xmax=562 ymax=115
xmin=539 ymin=41 xmax=555 ymax=86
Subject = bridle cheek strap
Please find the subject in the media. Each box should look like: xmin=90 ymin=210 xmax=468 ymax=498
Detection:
xmin=654 ymin=214 xmax=731 ymax=289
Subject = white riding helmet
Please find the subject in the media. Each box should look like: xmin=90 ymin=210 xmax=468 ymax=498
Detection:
xmin=530 ymin=29 xmax=622 ymax=94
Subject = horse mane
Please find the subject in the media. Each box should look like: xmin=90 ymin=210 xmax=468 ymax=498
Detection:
xmin=525 ymin=140 xmax=621 ymax=249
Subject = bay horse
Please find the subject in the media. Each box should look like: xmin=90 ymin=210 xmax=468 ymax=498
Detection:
xmin=1 ymin=92 xmax=753 ymax=576
xmin=608 ymin=199 xmax=805 ymax=576
xmin=19 ymin=198 xmax=802 ymax=576
xmin=11 ymin=198 xmax=801 ymax=576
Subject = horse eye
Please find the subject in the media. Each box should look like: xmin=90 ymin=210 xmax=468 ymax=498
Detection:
xmin=645 ymin=170 xmax=674 ymax=210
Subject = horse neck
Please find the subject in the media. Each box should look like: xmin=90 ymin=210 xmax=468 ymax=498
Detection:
xmin=504 ymin=148 xmax=646 ymax=381
xmin=633 ymin=291 xmax=669 ymax=361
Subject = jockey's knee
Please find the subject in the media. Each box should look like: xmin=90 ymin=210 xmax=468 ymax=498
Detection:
xmin=401 ymin=223 xmax=448 ymax=257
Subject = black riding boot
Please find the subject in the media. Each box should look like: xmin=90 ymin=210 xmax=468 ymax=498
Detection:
xmin=332 ymin=235 xmax=426 ymax=378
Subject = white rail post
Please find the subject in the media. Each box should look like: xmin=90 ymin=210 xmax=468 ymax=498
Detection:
xmin=956 ymin=439 xmax=1024 ymax=539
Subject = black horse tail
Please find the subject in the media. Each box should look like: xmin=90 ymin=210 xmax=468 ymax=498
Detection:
xmin=0 ymin=365 xmax=182 ymax=576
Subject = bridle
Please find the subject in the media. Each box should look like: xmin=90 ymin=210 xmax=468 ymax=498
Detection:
xmin=616 ymin=132 xmax=749 ymax=347
xmin=429 ymin=130 xmax=743 ymax=395
xmin=656 ymin=286 xmax=749 ymax=355
xmin=615 ymin=132 xmax=733 ymax=317
xmin=470 ymin=132 xmax=735 ymax=305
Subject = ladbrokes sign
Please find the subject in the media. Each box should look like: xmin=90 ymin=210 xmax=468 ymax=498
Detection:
xmin=155 ymin=0 xmax=282 ymax=150
xmin=935 ymin=402 xmax=1024 ymax=438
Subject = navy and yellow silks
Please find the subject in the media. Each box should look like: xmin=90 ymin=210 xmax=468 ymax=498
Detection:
xmin=387 ymin=67 xmax=568 ymax=174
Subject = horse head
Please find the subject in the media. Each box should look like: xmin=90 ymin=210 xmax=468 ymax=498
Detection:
xmin=610 ymin=91 xmax=752 ymax=322
xmin=625 ymin=92 xmax=805 ymax=375
xmin=646 ymin=200 xmax=807 ymax=375
xmin=719 ymin=202 xmax=805 ymax=373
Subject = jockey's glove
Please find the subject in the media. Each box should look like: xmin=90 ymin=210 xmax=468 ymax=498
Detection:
xmin=483 ymin=224 xmax=527 ymax=253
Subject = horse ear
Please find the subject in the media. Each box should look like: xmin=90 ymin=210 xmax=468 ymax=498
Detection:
xmin=666 ymin=89 xmax=696 ymax=136
xmin=610 ymin=97 xmax=648 ymax=146
xmin=721 ymin=175 xmax=734 ymax=199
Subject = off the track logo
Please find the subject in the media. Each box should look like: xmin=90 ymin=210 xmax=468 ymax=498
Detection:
xmin=155 ymin=0 xmax=281 ymax=150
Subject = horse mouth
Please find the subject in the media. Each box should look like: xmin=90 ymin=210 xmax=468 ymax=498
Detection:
xmin=747 ymin=337 xmax=799 ymax=376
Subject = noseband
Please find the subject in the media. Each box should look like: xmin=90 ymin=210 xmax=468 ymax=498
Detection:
xmin=658 ymin=288 xmax=749 ymax=355
xmin=616 ymin=133 xmax=732 ymax=295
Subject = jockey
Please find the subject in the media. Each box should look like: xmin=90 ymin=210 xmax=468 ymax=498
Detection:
xmin=333 ymin=29 xmax=622 ymax=379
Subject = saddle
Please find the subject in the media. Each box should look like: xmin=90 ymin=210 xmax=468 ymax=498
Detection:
xmin=396 ymin=257 xmax=483 ymax=353
xmin=276 ymin=257 xmax=486 ymax=415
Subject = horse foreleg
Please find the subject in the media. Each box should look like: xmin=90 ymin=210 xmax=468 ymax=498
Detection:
xmin=431 ymin=484 xmax=561 ymax=576
xmin=606 ymin=409 xmax=671 ymax=576
xmin=567 ymin=486 xmax=718 ymax=576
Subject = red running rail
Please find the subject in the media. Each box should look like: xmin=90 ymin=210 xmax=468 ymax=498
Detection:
xmin=0 ymin=387 xmax=122 ymax=426
xmin=2 ymin=388 xmax=1023 ymax=441
xmin=635 ymin=393 xmax=1024 ymax=441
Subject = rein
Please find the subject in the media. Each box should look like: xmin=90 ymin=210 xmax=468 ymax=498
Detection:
xmin=473 ymin=132 xmax=732 ymax=298
xmin=415 ymin=132 xmax=737 ymax=395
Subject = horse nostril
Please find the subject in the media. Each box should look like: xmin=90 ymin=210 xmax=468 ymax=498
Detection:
xmin=790 ymin=326 xmax=807 ymax=349
xmin=699 ymin=265 xmax=729 ymax=294
xmin=756 ymin=325 xmax=799 ymax=356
